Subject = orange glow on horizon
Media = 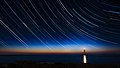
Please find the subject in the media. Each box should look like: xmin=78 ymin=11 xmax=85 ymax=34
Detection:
xmin=0 ymin=47 xmax=119 ymax=54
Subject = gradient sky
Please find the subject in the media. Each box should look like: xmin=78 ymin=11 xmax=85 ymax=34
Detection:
xmin=0 ymin=0 xmax=120 ymax=54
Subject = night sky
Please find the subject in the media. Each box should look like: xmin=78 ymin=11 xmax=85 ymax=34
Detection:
xmin=0 ymin=0 xmax=120 ymax=63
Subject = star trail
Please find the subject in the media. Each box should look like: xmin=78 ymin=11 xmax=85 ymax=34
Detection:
xmin=0 ymin=0 xmax=120 ymax=53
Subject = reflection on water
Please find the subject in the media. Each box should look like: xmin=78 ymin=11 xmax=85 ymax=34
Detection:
xmin=0 ymin=54 xmax=120 ymax=64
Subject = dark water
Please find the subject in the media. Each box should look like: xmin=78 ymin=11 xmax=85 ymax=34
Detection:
xmin=0 ymin=54 xmax=120 ymax=64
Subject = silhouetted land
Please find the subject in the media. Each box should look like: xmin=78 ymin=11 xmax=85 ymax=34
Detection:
xmin=0 ymin=61 xmax=120 ymax=68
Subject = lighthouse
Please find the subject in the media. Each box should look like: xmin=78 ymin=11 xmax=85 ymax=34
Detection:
xmin=83 ymin=48 xmax=87 ymax=64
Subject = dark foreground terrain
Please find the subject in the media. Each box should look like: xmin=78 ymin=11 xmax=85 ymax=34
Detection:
xmin=0 ymin=61 xmax=120 ymax=68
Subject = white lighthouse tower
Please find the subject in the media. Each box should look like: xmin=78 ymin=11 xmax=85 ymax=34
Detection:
xmin=83 ymin=48 xmax=87 ymax=64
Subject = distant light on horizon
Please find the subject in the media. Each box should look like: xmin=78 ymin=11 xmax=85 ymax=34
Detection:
xmin=84 ymin=48 xmax=86 ymax=51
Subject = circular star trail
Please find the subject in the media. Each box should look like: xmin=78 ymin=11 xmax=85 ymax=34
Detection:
xmin=0 ymin=0 xmax=120 ymax=51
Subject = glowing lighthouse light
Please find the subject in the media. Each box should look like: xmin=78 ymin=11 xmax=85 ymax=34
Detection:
xmin=83 ymin=48 xmax=87 ymax=63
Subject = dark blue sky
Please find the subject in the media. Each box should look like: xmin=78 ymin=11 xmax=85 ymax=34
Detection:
xmin=0 ymin=0 xmax=120 ymax=63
